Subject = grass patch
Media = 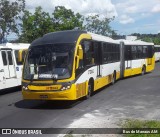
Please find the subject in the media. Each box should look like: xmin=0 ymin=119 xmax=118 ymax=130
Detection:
xmin=121 ymin=119 xmax=160 ymax=137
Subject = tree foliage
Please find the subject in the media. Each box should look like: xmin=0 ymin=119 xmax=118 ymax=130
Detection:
xmin=2 ymin=1 xmax=158 ymax=45
xmin=53 ymin=6 xmax=84 ymax=31
xmin=19 ymin=6 xmax=84 ymax=43
xmin=142 ymin=37 xmax=160 ymax=45
xmin=84 ymin=15 xmax=115 ymax=36
xmin=132 ymin=33 xmax=160 ymax=45
xmin=0 ymin=0 xmax=25 ymax=43
xmin=19 ymin=7 xmax=54 ymax=43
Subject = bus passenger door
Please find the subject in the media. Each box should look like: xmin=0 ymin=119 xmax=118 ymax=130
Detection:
xmin=94 ymin=42 xmax=102 ymax=77
xmin=0 ymin=52 xmax=5 ymax=89
xmin=1 ymin=50 xmax=16 ymax=79
xmin=1 ymin=50 xmax=10 ymax=79
xmin=7 ymin=50 xmax=16 ymax=78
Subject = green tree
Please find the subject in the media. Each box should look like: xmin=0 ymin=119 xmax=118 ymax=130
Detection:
xmin=0 ymin=0 xmax=25 ymax=43
xmin=153 ymin=37 xmax=160 ymax=45
xmin=19 ymin=6 xmax=55 ymax=43
xmin=141 ymin=37 xmax=160 ymax=45
xmin=84 ymin=15 xmax=115 ymax=36
xmin=53 ymin=6 xmax=84 ymax=31
xmin=132 ymin=33 xmax=160 ymax=45
xmin=141 ymin=37 xmax=152 ymax=42
xmin=19 ymin=6 xmax=84 ymax=43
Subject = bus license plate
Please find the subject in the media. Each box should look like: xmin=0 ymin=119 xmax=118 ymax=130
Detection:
xmin=40 ymin=95 xmax=48 ymax=99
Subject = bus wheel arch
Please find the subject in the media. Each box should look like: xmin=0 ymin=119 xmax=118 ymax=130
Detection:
xmin=85 ymin=78 xmax=94 ymax=99
xmin=111 ymin=71 xmax=116 ymax=85
xmin=141 ymin=65 xmax=146 ymax=75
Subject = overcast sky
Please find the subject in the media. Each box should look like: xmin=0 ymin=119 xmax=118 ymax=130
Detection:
xmin=8 ymin=0 xmax=160 ymax=40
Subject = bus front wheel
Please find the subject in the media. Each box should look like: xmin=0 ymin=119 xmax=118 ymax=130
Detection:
xmin=85 ymin=82 xmax=92 ymax=99
xmin=111 ymin=72 xmax=116 ymax=85
xmin=141 ymin=66 xmax=146 ymax=75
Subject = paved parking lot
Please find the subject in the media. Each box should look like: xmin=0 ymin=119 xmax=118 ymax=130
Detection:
xmin=0 ymin=62 xmax=160 ymax=136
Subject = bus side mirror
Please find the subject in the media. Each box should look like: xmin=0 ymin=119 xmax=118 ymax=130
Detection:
xmin=18 ymin=50 xmax=23 ymax=62
xmin=78 ymin=46 xmax=83 ymax=60
xmin=18 ymin=49 xmax=27 ymax=63
xmin=76 ymin=55 xmax=80 ymax=69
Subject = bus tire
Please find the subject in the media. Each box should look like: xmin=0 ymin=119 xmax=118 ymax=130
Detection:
xmin=141 ymin=66 xmax=146 ymax=75
xmin=111 ymin=72 xmax=116 ymax=85
xmin=85 ymin=81 xmax=93 ymax=99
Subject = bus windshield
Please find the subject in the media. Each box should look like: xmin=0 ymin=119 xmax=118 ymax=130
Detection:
xmin=23 ymin=43 xmax=74 ymax=80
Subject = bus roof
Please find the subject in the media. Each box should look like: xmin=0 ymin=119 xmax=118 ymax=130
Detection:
xmin=31 ymin=30 xmax=123 ymax=46
xmin=89 ymin=32 xmax=119 ymax=44
xmin=154 ymin=45 xmax=160 ymax=47
xmin=0 ymin=43 xmax=30 ymax=50
xmin=31 ymin=30 xmax=87 ymax=46
xmin=116 ymin=39 xmax=154 ymax=46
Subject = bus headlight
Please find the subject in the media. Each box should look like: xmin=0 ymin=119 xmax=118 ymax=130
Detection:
xmin=61 ymin=85 xmax=71 ymax=91
xmin=22 ymin=86 xmax=28 ymax=91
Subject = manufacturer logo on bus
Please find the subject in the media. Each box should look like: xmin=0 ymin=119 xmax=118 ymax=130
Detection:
xmin=88 ymin=69 xmax=94 ymax=74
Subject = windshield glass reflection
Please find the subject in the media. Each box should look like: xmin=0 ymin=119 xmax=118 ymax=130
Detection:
xmin=23 ymin=43 xmax=74 ymax=80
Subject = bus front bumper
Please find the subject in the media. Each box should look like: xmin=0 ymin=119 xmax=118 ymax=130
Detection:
xmin=22 ymin=85 xmax=77 ymax=100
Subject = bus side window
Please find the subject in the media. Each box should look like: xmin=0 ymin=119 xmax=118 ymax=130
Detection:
xmin=93 ymin=41 xmax=101 ymax=65
xmin=102 ymin=43 xmax=108 ymax=63
xmin=2 ymin=51 xmax=7 ymax=66
xmin=125 ymin=45 xmax=131 ymax=60
xmin=143 ymin=46 xmax=148 ymax=58
xmin=148 ymin=45 xmax=154 ymax=58
xmin=82 ymin=40 xmax=95 ymax=66
xmin=131 ymin=45 xmax=137 ymax=59
xmin=7 ymin=51 xmax=13 ymax=65
xmin=107 ymin=44 xmax=112 ymax=62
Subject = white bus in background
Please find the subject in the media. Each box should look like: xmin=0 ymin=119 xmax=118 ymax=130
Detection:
xmin=154 ymin=45 xmax=160 ymax=62
xmin=0 ymin=43 xmax=29 ymax=90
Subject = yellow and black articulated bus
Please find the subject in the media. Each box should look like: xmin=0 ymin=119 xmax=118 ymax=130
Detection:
xmin=22 ymin=30 xmax=155 ymax=100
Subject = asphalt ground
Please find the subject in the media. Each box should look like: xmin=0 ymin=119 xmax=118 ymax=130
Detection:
xmin=0 ymin=62 xmax=160 ymax=136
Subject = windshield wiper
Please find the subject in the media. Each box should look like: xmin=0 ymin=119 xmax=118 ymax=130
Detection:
xmin=52 ymin=74 xmax=58 ymax=81
xmin=24 ymin=74 xmax=34 ymax=89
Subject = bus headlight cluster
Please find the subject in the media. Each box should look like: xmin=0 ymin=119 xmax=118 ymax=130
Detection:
xmin=61 ymin=85 xmax=71 ymax=91
xmin=22 ymin=86 xmax=28 ymax=91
